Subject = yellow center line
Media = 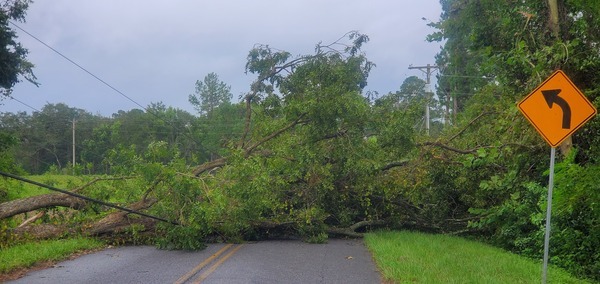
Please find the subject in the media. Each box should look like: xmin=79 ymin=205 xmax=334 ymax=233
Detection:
xmin=192 ymin=244 xmax=244 ymax=284
xmin=173 ymin=243 xmax=234 ymax=284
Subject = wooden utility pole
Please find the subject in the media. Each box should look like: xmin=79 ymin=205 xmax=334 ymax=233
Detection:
xmin=408 ymin=64 xmax=438 ymax=135
xmin=408 ymin=64 xmax=438 ymax=85
xmin=72 ymin=119 xmax=76 ymax=174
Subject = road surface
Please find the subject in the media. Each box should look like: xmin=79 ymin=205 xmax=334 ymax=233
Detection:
xmin=9 ymin=239 xmax=382 ymax=283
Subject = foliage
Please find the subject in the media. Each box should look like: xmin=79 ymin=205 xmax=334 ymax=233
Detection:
xmin=423 ymin=0 xmax=600 ymax=280
xmin=550 ymin=150 xmax=600 ymax=278
xmin=193 ymin=102 xmax=245 ymax=161
xmin=233 ymin=32 xmax=387 ymax=237
xmin=0 ymin=131 xmax=22 ymax=174
xmin=0 ymin=0 xmax=37 ymax=97
xmin=108 ymin=32 xmax=421 ymax=247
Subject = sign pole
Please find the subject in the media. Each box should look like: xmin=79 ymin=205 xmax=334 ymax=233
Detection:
xmin=541 ymin=146 xmax=556 ymax=284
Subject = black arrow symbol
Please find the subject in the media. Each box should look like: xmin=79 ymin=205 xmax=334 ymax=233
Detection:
xmin=542 ymin=89 xmax=571 ymax=129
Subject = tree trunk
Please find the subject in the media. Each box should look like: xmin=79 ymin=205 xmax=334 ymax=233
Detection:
xmin=6 ymin=199 xmax=159 ymax=240
xmin=86 ymin=198 xmax=158 ymax=235
xmin=2 ymin=189 xmax=159 ymax=240
xmin=0 ymin=193 xmax=86 ymax=219
xmin=547 ymin=0 xmax=572 ymax=156
xmin=327 ymin=220 xmax=387 ymax=238
xmin=547 ymin=0 xmax=560 ymax=37
xmin=11 ymin=223 xmax=71 ymax=239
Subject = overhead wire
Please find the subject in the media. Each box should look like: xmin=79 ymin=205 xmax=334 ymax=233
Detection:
xmin=7 ymin=20 xmax=211 ymax=156
xmin=9 ymin=20 xmax=146 ymax=111
xmin=0 ymin=170 xmax=180 ymax=226
xmin=6 ymin=95 xmax=40 ymax=112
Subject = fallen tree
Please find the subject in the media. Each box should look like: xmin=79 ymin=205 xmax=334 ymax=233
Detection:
xmin=0 ymin=32 xmax=473 ymax=248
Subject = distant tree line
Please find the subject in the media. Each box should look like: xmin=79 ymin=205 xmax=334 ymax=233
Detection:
xmin=0 ymin=73 xmax=244 ymax=175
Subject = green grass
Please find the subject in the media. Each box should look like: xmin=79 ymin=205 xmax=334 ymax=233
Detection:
xmin=0 ymin=174 xmax=124 ymax=277
xmin=2 ymin=175 xmax=92 ymax=200
xmin=0 ymin=238 xmax=105 ymax=274
xmin=365 ymin=230 xmax=589 ymax=284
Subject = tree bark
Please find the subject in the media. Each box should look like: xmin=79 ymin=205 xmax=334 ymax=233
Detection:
xmin=546 ymin=0 xmax=572 ymax=156
xmin=547 ymin=0 xmax=560 ymax=38
xmin=192 ymin=157 xmax=227 ymax=176
xmin=327 ymin=220 xmax=387 ymax=238
xmin=7 ymin=198 xmax=159 ymax=240
xmin=0 ymin=193 xmax=86 ymax=219
xmin=86 ymin=198 xmax=158 ymax=235
xmin=11 ymin=223 xmax=71 ymax=239
xmin=1 ymin=175 xmax=162 ymax=240
xmin=379 ymin=160 xmax=409 ymax=171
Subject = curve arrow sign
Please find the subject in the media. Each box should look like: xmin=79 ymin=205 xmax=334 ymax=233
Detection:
xmin=542 ymin=89 xmax=571 ymax=129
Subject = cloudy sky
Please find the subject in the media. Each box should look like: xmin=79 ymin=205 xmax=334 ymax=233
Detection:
xmin=3 ymin=0 xmax=443 ymax=116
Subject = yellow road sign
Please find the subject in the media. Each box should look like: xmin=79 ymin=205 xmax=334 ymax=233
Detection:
xmin=518 ymin=70 xmax=597 ymax=147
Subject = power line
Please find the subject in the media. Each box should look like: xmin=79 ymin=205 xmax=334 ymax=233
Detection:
xmin=9 ymin=21 xmax=146 ymax=110
xmin=439 ymin=74 xmax=492 ymax=80
xmin=7 ymin=95 xmax=40 ymax=112
xmin=8 ymin=21 xmax=208 ymax=154
xmin=0 ymin=170 xmax=180 ymax=226
xmin=408 ymin=64 xmax=438 ymax=84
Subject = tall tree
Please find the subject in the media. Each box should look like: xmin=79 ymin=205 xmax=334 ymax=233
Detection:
xmin=0 ymin=0 xmax=35 ymax=175
xmin=425 ymin=0 xmax=600 ymax=279
xmin=188 ymin=72 xmax=232 ymax=116
xmin=0 ymin=0 xmax=37 ymax=97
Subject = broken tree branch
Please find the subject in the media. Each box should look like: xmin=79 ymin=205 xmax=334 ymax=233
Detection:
xmin=418 ymin=141 xmax=478 ymax=154
xmin=447 ymin=111 xmax=491 ymax=143
xmin=86 ymin=198 xmax=158 ymax=235
xmin=192 ymin=158 xmax=228 ymax=176
xmin=327 ymin=220 xmax=387 ymax=238
xmin=245 ymin=113 xmax=306 ymax=156
xmin=18 ymin=211 xmax=45 ymax=228
xmin=379 ymin=160 xmax=409 ymax=171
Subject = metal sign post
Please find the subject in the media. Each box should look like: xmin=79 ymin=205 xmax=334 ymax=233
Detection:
xmin=541 ymin=147 xmax=556 ymax=284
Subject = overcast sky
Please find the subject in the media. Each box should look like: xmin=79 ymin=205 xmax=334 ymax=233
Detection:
xmin=2 ymin=0 xmax=443 ymax=116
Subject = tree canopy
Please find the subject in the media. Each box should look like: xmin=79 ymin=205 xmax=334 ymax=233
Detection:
xmin=188 ymin=72 xmax=233 ymax=117
xmin=0 ymin=0 xmax=37 ymax=97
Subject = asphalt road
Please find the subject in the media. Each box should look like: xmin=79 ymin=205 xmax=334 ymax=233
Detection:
xmin=9 ymin=239 xmax=382 ymax=284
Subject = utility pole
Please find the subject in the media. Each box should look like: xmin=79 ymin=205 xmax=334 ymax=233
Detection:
xmin=72 ymin=119 xmax=76 ymax=174
xmin=408 ymin=64 xmax=438 ymax=135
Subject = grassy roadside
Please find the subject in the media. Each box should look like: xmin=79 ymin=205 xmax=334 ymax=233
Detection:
xmin=3 ymin=174 xmax=87 ymax=200
xmin=0 ymin=238 xmax=105 ymax=279
xmin=365 ymin=230 xmax=589 ymax=284
xmin=1 ymin=175 xmax=115 ymax=280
